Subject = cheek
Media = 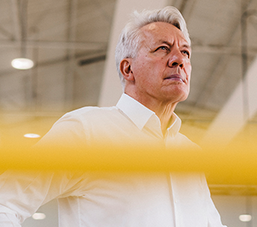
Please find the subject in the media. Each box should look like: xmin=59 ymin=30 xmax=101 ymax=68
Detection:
xmin=184 ymin=63 xmax=192 ymax=79
xmin=134 ymin=60 xmax=158 ymax=80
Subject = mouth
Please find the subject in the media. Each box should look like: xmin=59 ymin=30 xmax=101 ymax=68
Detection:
xmin=164 ymin=74 xmax=187 ymax=84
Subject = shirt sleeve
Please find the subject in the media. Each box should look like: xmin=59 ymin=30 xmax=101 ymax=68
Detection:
xmin=200 ymin=175 xmax=227 ymax=227
xmin=0 ymin=113 xmax=89 ymax=226
xmin=0 ymin=170 xmax=86 ymax=226
xmin=0 ymin=107 xmax=97 ymax=226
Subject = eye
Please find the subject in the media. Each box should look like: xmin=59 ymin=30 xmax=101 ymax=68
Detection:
xmin=155 ymin=46 xmax=170 ymax=52
xmin=181 ymin=50 xmax=190 ymax=58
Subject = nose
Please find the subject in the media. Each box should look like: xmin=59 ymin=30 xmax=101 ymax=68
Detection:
xmin=167 ymin=50 xmax=184 ymax=69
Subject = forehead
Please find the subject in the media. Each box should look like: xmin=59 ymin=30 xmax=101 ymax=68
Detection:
xmin=140 ymin=22 xmax=189 ymax=46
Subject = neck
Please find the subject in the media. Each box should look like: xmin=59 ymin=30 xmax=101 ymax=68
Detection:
xmin=154 ymin=103 xmax=176 ymax=135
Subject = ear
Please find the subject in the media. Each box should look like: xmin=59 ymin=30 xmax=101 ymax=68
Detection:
xmin=119 ymin=58 xmax=135 ymax=82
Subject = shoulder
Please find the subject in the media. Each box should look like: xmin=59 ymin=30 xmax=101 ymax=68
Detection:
xmin=65 ymin=106 xmax=118 ymax=117
xmin=58 ymin=106 xmax=118 ymax=122
xmin=37 ymin=106 xmax=118 ymax=146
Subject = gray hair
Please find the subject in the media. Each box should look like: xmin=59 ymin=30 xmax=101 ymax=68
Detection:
xmin=115 ymin=6 xmax=191 ymax=89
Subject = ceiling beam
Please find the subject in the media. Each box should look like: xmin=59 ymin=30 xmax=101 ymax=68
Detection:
xmin=1 ymin=39 xmax=257 ymax=56
xmin=64 ymin=0 xmax=78 ymax=109
xmin=0 ymin=40 xmax=107 ymax=50
xmin=192 ymin=45 xmax=257 ymax=56
xmin=11 ymin=0 xmax=21 ymax=41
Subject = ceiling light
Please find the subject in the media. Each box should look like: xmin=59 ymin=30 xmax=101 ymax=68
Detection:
xmin=11 ymin=58 xmax=34 ymax=70
xmin=239 ymin=214 xmax=252 ymax=222
xmin=32 ymin=212 xmax=46 ymax=220
xmin=24 ymin=133 xmax=41 ymax=138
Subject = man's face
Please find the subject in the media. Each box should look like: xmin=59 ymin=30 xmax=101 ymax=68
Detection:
xmin=128 ymin=22 xmax=192 ymax=106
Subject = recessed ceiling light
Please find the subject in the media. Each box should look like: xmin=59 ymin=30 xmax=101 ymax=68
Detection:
xmin=11 ymin=58 xmax=34 ymax=70
xmin=24 ymin=133 xmax=41 ymax=138
xmin=239 ymin=214 xmax=252 ymax=222
xmin=32 ymin=212 xmax=46 ymax=220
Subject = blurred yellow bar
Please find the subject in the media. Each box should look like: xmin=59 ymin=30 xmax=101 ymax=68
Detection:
xmin=1 ymin=142 xmax=257 ymax=185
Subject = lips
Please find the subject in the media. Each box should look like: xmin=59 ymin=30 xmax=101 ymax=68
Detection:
xmin=164 ymin=74 xmax=187 ymax=83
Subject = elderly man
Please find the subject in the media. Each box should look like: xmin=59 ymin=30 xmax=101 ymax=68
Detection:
xmin=0 ymin=6 xmax=226 ymax=227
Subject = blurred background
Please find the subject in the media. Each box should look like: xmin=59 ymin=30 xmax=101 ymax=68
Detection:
xmin=0 ymin=0 xmax=257 ymax=226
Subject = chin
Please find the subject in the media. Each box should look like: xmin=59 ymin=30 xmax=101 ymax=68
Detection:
xmin=170 ymin=89 xmax=189 ymax=102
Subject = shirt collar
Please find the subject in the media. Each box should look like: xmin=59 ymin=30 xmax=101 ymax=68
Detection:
xmin=167 ymin=112 xmax=182 ymax=136
xmin=116 ymin=93 xmax=181 ymax=136
xmin=116 ymin=93 xmax=154 ymax=130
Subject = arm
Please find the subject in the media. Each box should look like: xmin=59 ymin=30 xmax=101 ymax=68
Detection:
xmin=0 ymin=113 xmax=87 ymax=226
xmin=0 ymin=170 xmax=86 ymax=226
xmin=0 ymin=170 xmax=55 ymax=226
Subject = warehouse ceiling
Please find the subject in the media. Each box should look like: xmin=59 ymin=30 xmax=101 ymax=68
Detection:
xmin=0 ymin=0 xmax=257 ymax=144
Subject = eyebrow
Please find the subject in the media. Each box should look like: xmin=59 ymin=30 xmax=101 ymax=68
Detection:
xmin=158 ymin=39 xmax=191 ymax=49
xmin=182 ymin=44 xmax=191 ymax=51
xmin=158 ymin=40 xmax=191 ymax=50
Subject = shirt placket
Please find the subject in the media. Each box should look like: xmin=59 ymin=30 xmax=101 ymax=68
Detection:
xmin=164 ymin=131 xmax=181 ymax=227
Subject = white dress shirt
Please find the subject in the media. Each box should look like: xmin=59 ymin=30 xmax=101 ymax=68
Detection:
xmin=0 ymin=93 xmax=225 ymax=227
